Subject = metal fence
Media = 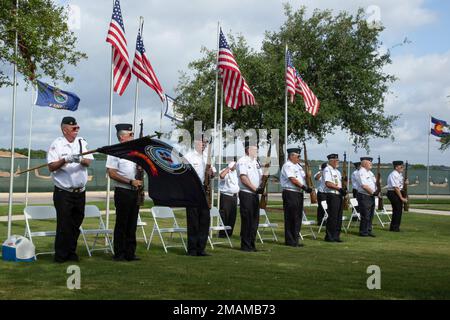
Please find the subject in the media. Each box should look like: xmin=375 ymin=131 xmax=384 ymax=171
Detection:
xmin=1 ymin=158 xmax=449 ymax=195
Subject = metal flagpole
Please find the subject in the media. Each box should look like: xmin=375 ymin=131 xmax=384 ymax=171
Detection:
xmin=7 ymin=0 xmax=19 ymax=239
xmin=133 ymin=17 xmax=144 ymax=134
xmin=106 ymin=48 xmax=114 ymax=230
xmin=217 ymin=83 xmax=224 ymax=209
xmin=212 ymin=22 xmax=220 ymax=206
xmin=25 ymin=86 xmax=35 ymax=207
xmin=284 ymin=44 xmax=288 ymax=161
xmin=427 ymin=114 xmax=431 ymax=201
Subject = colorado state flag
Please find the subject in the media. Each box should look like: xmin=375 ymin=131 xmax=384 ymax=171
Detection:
xmin=431 ymin=117 xmax=450 ymax=137
xmin=35 ymin=80 xmax=80 ymax=111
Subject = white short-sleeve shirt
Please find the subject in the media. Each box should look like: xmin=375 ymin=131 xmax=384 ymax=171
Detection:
xmin=280 ymin=160 xmax=306 ymax=192
xmin=219 ymin=169 xmax=240 ymax=195
xmin=357 ymin=167 xmax=376 ymax=195
xmin=351 ymin=170 xmax=361 ymax=192
xmin=387 ymin=170 xmax=404 ymax=190
xmin=237 ymin=155 xmax=262 ymax=193
xmin=323 ymin=165 xmax=342 ymax=194
xmin=106 ymin=155 xmax=137 ymax=190
xmin=184 ymin=150 xmax=205 ymax=184
xmin=47 ymin=136 xmax=94 ymax=190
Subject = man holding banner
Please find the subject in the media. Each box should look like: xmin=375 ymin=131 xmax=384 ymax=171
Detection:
xmin=47 ymin=117 xmax=94 ymax=263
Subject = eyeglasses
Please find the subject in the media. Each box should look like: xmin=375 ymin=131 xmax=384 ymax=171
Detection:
xmin=71 ymin=126 xmax=80 ymax=132
xmin=128 ymin=132 xmax=134 ymax=137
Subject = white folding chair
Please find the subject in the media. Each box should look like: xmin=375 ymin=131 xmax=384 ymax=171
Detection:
xmin=374 ymin=197 xmax=392 ymax=228
xmin=137 ymin=214 xmax=148 ymax=245
xmin=300 ymin=211 xmax=317 ymax=240
xmin=317 ymin=201 xmax=348 ymax=234
xmin=147 ymin=207 xmax=187 ymax=253
xmin=23 ymin=206 xmax=57 ymax=259
xmin=79 ymin=205 xmax=114 ymax=257
xmin=347 ymin=198 xmax=361 ymax=229
xmin=208 ymin=207 xmax=233 ymax=249
xmin=257 ymin=209 xmax=278 ymax=244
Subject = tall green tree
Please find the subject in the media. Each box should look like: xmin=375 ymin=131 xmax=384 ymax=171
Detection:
xmin=0 ymin=0 xmax=86 ymax=86
xmin=175 ymin=5 xmax=397 ymax=156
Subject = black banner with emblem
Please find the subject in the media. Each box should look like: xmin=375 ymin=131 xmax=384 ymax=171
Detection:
xmin=97 ymin=136 xmax=208 ymax=208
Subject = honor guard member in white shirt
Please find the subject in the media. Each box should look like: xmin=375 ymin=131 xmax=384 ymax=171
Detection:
xmin=219 ymin=160 xmax=239 ymax=237
xmin=351 ymin=162 xmax=361 ymax=199
xmin=184 ymin=137 xmax=214 ymax=256
xmin=314 ymin=162 xmax=328 ymax=226
xmin=350 ymin=162 xmax=361 ymax=220
xmin=280 ymin=148 xmax=312 ymax=247
xmin=106 ymin=124 xmax=143 ymax=262
xmin=357 ymin=157 xmax=377 ymax=237
xmin=323 ymin=154 xmax=347 ymax=243
xmin=387 ymin=161 xmax=408 ymax=232
xmin=47 ymin=117 xmax=94 ymax=263
xmin=237 ymin=139 xmax=263 ymax=252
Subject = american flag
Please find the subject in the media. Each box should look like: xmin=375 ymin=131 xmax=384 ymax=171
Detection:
xmin=132 ymin=26 xmax=165 ymax=102
xmin=106 ymin=0 xmax=131 ymax=96
xmin=285 ymin=49 xmax=320 ymax=116
xmin=218 ymin=29 xmax=255 ymax=110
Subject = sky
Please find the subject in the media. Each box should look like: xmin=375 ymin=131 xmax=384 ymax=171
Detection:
xmin=0 ymin=0 xmax=449 ymax=166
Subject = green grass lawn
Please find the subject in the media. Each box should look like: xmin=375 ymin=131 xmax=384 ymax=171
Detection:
xmin=1 ymin=204 xmax=450 ymax=300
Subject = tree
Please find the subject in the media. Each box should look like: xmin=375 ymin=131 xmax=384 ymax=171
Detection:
xmin=0 ymin=0 xmax=86 ymax=87
xmin=175 ymin=5 xmax=397 ymax=159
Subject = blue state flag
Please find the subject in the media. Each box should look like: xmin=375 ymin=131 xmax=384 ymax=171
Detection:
xmin=35 ymin=80 xmax=80 ymax=111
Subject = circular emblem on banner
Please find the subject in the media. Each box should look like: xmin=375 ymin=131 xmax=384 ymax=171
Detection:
xmin=54 ymin=90 xmax=68 ymax=104
xmin=145 ymin=146 xmax=187 ymax=174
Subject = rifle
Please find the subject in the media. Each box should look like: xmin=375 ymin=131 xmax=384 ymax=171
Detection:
xmin=342 ymin=152 xmax=350 ymax=210
xmin=402 ymin=161 xmax=409 ymax=212
xmin=204 ymin=139 xmax=213 ymax=209
xmin=135 ymin=120 xmax=145 ymax=206
xmin=303 ymin=142 xmax=317 ymax=204
xmin=259 ymin=138 xmax=272 ymax=209
xmin=376 ymin=156 xmax=384 ymax=210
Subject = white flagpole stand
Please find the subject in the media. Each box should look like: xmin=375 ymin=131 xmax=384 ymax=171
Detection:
xmin=133 ymin=17 xmax=144 ymax=134
xmin=7 ymin=0 xmax=19 ymax=239
xmin=427 ymin=115 xmax=431 ymax=201
xmin=106 ymin=49 xmax=114 ymax=231
xmin=217 ymin=84 xmax=224 ymax=209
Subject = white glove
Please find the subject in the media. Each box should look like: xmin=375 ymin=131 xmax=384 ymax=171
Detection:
xmin=64 ymin=154 xmax=81 ymax=164
xmin=72 ymin=155 xmax=81 ymax=163
xmin=228 ymin=161 xmax=236 ymax=169
xmin=64 ymin=154 xmax=74 ymax=163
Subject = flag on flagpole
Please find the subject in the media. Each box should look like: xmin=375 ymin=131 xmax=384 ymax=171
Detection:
xmin=35 ymin=80 xmax=80 ymax=111
xmin=431 ymin=116 xmax=450 ymax=137
xmin=164 ymin=94 xmax=183 ymax=123
xmin=97 ymin=136 xmax=208 ymax=208
xmin=106 ymin=0 xmax=131 ymax=96
xmin=132 ymin=24 xmax=165 ymax=102
xmin=295 ymin=71 xmax=320 ymax=117
xmin=218 ymin=29 xmax=255 ymax=110
xmin=285 ymin=49 xmax=320 ymax=116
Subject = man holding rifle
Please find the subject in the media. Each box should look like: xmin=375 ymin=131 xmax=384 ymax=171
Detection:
xmin=387 ymin=161 xmax=408 ymax=232
xmin=47 ymin=117 xmax=94 ymax=263
xmin=106 ymin=124 xmax=143 ymax=262
xmin=237 ymin=139 xmax=263 ymax=252
xmin=280 ymin=148 xmax=312 ymax=247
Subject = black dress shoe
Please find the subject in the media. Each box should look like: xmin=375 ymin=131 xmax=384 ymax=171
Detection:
xmin=68 ymin=254 xmax=80 ymax=262
xmin=54 ymin=257 xmax=67 ymax=263
xmin=359 ymin=233 xmax=369 ymax=237
xmin=187 ymin=251 xmax=198 ymax=256
xmin=335 ymin=239 xmax=344 ymax=243
xmin=368 ymin=233 xmax=376 ymax=238
xmin=240 ymin=247 xmax=253 ymax=252
xmin=325 ymin=238 xmax=335 ymax=242
xmin=197 ymin=252 xmax=211 ymax=256
xmin=126 ymin=256 xmax=141 ymax=261
xmin=113 ymin=255 xmax=126 ymax=261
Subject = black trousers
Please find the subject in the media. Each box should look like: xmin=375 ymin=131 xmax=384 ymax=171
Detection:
xmin=219 ymin=193 xmax=238 ymax=237
xmin=317 ymin=192 xmax=327 ymax=225
xmin=114 ymin=187 xmax=139 ymax=259
xmin=325 ymin=193 xmax=343 ymax=241
xmin=53 ymin=187 xmax=86 ymax=260
xmin=282 ymin=190 xmax=304 ymax=246
xmin=357 ymin=193 xmax=375 ymax=235
xmin=239 ymin=191 xmax=260 ymax=250
xmin=387 ymin=190 xmax=403 ymax=231
xmin=186 ymin=207 xmax=210 ymax=255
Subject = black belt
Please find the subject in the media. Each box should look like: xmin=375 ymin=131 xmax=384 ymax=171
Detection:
xmin=55 ymin=186 xmax=85 ymax=193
